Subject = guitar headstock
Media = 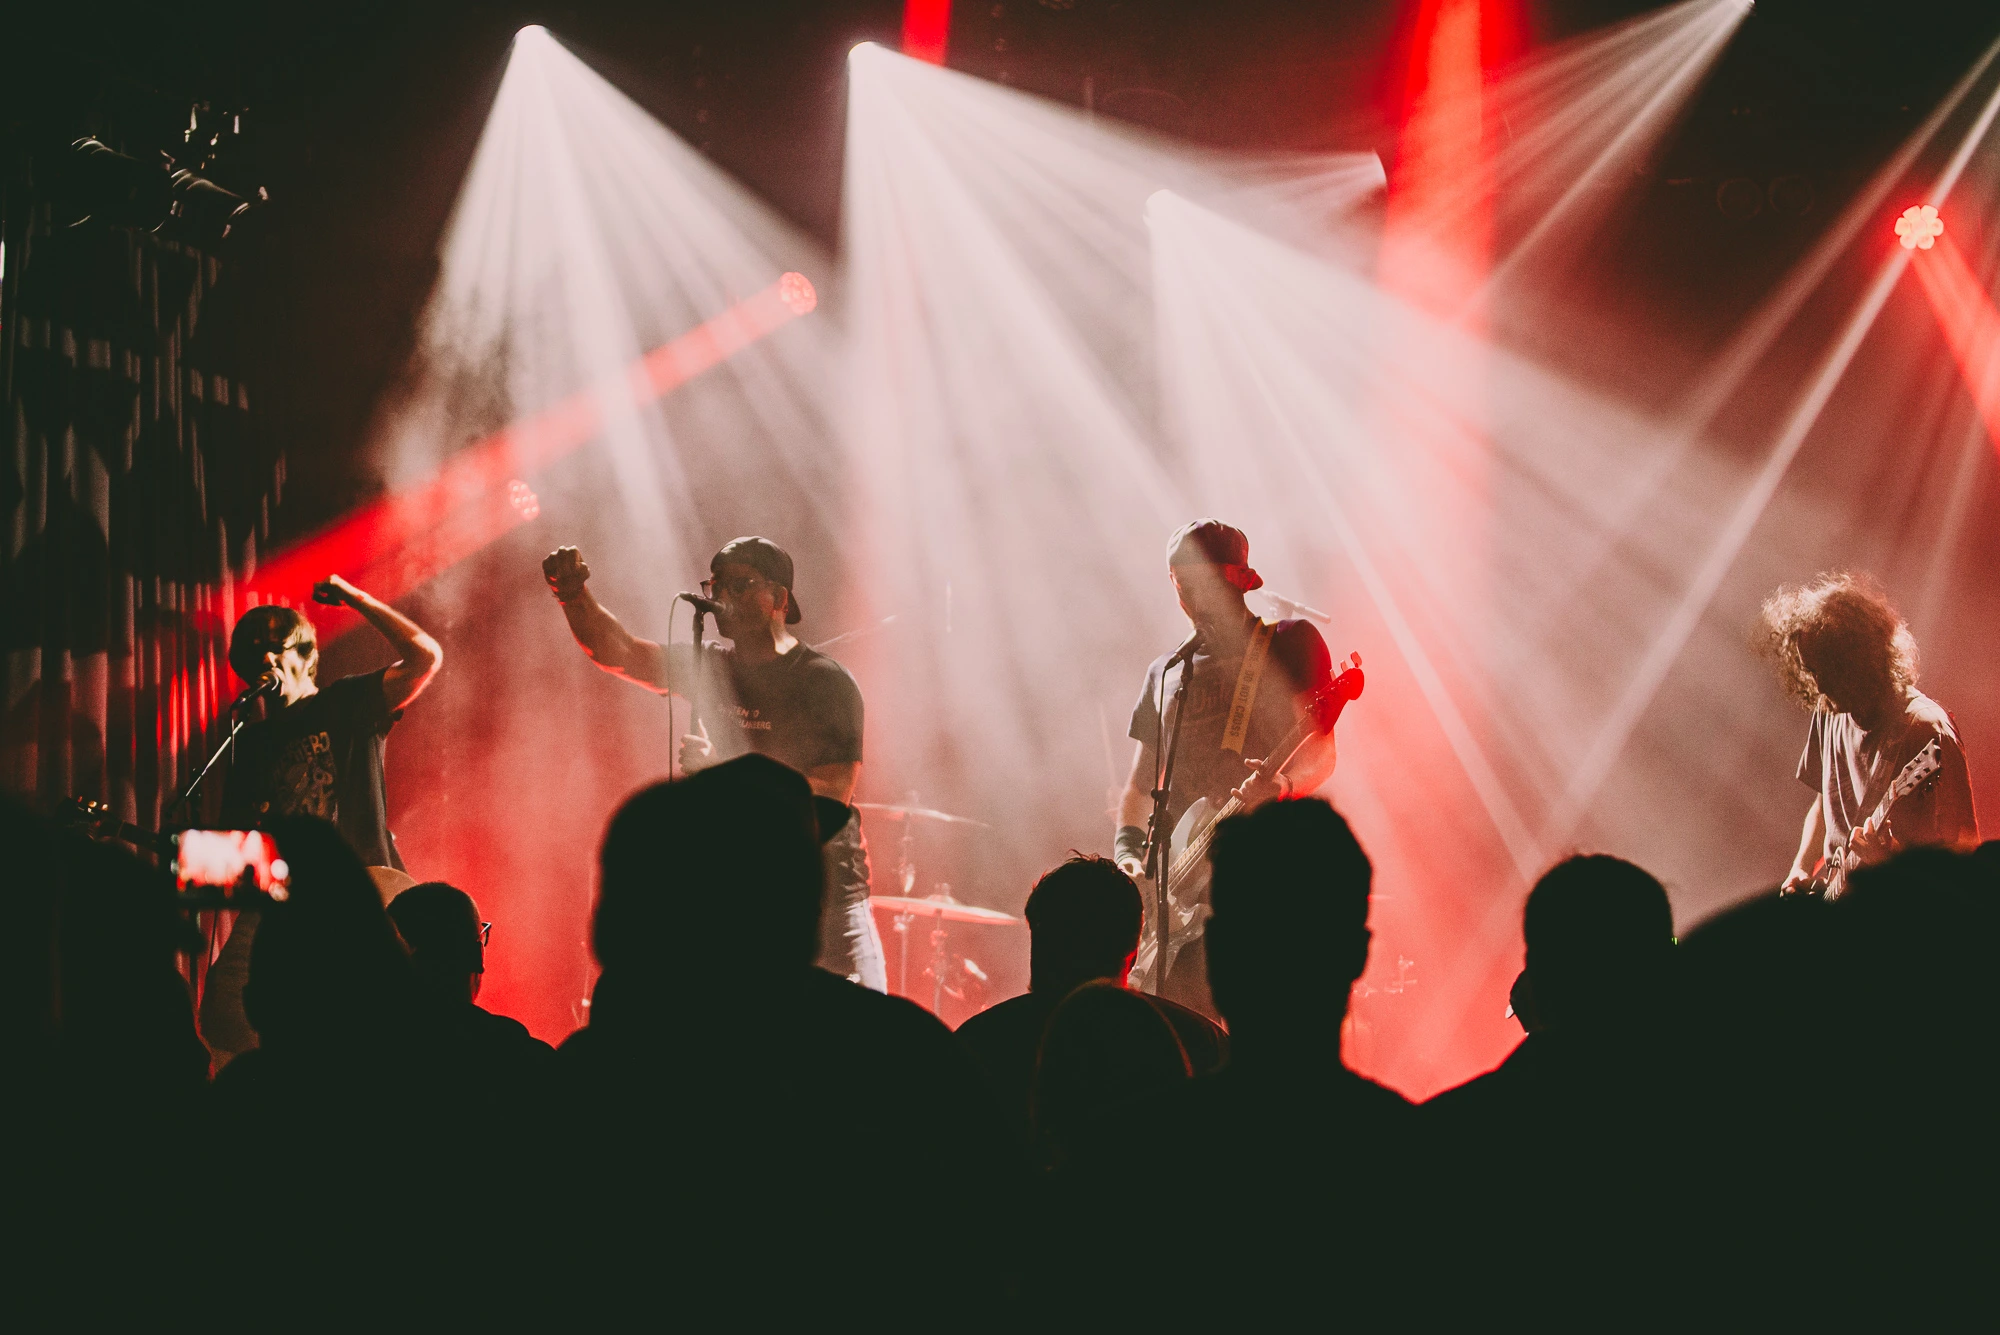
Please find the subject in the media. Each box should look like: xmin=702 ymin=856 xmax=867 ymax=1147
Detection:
xmin=1895 ymin=739 xmax=1943 ymax=798
xmin=59 ymin=796 xmax=120 ymax=839
xmin=1308 ymin=652 xmax=1364 ymax=733
xmin=1334 ymin=650 xmax=1364 ymax=697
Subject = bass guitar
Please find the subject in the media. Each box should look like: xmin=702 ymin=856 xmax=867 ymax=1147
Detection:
xmin=1130 ymin=652 xmax=1365 ymax=993
xmin=1793 ymin=737 xmax=1942 ymax=902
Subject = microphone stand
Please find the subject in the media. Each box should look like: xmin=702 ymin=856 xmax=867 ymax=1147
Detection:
xmin=686 ymin=598 xmax=708 ymax=779
xmin=1145 ymin=651 xmax=1196 ymax=996
xmin=167 ymin=688 xmax=267 ymax=825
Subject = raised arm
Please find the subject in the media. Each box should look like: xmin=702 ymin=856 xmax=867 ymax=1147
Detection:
xmin=542 ymin=546 xmax=674 ymax=693
xmin=317 ymin=575 xmax=442 ymax=711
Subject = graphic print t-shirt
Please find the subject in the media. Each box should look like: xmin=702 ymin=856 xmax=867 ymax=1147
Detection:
xmin=694 ymin=642 xmax=865 ymax=775
xmin=1129 ymin=617 xmax=1333 ymax=829
xmin=222 ymin=668 xmax=404 ymax=869
xmin=1795 ymin=689 xmax=1978 ymax=863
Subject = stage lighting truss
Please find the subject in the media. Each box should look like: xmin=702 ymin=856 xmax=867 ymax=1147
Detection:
xmin=1895 ymin=204 xmax=1944 ymax=251
xmin=59 ymin=114 xmax=265 ymax=247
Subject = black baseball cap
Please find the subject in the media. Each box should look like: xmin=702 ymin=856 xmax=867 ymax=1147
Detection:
xmin=711 ymin=536 xmax=802 ymax=624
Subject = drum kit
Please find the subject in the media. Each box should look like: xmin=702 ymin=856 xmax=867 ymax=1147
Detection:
xmin=856 ymin=799 xmax=1021 ymax=1016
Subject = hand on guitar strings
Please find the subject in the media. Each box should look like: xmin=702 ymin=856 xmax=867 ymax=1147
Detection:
xmin=1843 ymin=820 xmax=1896 ymax=866
xmin=1231 ymin=757 xmax=1290 ymax=808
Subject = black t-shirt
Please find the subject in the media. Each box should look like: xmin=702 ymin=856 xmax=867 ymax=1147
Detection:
xmin=1795 ymin=690 xmax=1979 ymax=861
xmin=1129 ymin=617 xmax=1333 ymax=827
xmin=221 ymin=668 xmax=403 ymax=869
xmin=694 ymin=642 xmax=864 ymax=775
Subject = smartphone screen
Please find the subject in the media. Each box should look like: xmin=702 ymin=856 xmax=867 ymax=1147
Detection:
xmin=174 ymin=830 xmax=290 ymax=900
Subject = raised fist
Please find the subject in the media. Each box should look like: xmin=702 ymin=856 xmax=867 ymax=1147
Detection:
xmin=543 ymin=546 xmax=590 ymax=601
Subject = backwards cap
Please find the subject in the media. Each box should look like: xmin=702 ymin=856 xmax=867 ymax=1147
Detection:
xmin=1166 ymin=519 xmax=1263 ymax=592
xmin=711 ymin=536 xmax=802 ymax=625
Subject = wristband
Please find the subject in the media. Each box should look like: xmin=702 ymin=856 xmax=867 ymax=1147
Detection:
xmin=1114 ymin=825 xmax=1148 ymax=868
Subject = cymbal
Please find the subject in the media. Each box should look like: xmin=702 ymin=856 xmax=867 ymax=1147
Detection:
xmin=853 ymin=802 xmax=990 ymax=829
xmin=869 ymin=894 xmax=1020 ymax=926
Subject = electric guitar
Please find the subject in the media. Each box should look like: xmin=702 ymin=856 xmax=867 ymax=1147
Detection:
xmin=1793 ymin=738 xmax=1943 ymax=902
xmin=1129 ymin=652 xmax=1365 ymax=993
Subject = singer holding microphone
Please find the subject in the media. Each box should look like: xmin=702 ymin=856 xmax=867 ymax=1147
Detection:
xmin=1113 ymin=520 xmax=1338 ymax=1015
xmin=199 ymin=578 xmax=443 ymax=1065
xmin=541 ymin=536 xmax=885 ymax=990
xmin=219 ymin=575 xmax=445 ymax=872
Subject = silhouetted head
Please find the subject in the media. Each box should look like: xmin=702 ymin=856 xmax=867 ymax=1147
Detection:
xmin=243 ymin=817 xmax=415 ymax=1049
xmin=1025 ymin=854 xmax=1143 ymax=994
xmin=1206 ymin=798 xmax=1372 ymax=1043
xmin=387 ymin=882 xmax=485 ymax=1005
xmin=595 ymin=754 xmax=829 ymax=1001
xmin=1030 ymin=981 xmax=1191 ymax=1170
xmin=41 ymin=813 xmax=207 ymax=1091
xmin=1522 ymin=855 xmax=1673 ymax=1033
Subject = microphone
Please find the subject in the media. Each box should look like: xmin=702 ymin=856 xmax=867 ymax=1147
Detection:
xmin=1166 ymin=630 xmax=1203 ymax=667
xmin=231 ymin=676 xmax=280 ymax=711
xmin=680 ymin=592 xmax=725 ymax=618
xmin=1257 ymin=588 xmax=1332 ymax=624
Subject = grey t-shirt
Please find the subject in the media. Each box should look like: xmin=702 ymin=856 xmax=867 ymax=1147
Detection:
xmin=1795 ymin=690 xmax=1978 ymax=862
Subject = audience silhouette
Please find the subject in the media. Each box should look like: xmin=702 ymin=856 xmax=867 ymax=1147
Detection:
xmin=954 ymin=854 xmax=1225 ymax=1156
xmin=1048 ymin=798 xmax=1411 ymax=1322
xmin=1674 ymin=845 xmax=1996 ymax=1319
xmin=8 ymin=798 xmax=208 ymax=1317
xmin=387 ymin=880 xmax=554 ymax=1087
xmin=10 ymin=770 xmax=1993 ymax=1321
xmin=557 ymin=754 xmax=1014 ymax=1313
xmin=1424 ymin=855 xmax=1685 ymax=1315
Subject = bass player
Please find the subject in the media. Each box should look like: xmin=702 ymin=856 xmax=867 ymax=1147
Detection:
xmin=1114 ymin=520 xmax=1339 ymax=1016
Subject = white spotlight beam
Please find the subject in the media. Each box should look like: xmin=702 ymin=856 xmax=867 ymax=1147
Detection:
xmin=1387 ymin=0 xmax=1752 ymax=298
xmin=1537 ymin=63 xmax=2000 ymax=853
xmin=383 ymin=25 xmax=838 ymax=629
xmin=1478 ymin=0 xmax=1753 ymax=301
xmin=839 ymin=46 xmax=1388 ymax=863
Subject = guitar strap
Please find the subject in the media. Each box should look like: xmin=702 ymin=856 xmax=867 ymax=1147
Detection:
xmin=1219 ymin=619 xmax=1276 ymax=755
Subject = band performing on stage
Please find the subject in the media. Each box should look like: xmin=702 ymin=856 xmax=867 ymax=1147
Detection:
xmin=14 ymin=4 xmax=2000 ymax=1318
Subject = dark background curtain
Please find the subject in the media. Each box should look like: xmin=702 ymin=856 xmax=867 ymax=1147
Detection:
xmin=2 ymin=187 xmax=283 ymax=829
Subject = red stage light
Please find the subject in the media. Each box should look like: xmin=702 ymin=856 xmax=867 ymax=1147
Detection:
xmin=1907 ymin=232 xmax=2000 ymax=459
xmin=240 ymin=272 xmax=817 ymax=629
xmin=1895 ymin=204 xmax=1944 ymax=251
xmin=779 ymin=270 xmax=817 ymax=315
xmin=901 ymin=0 xmax=950 ymax=64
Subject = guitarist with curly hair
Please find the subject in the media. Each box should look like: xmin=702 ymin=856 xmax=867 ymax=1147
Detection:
xmin=1761 ymin=572 xmax=1979 ymax=897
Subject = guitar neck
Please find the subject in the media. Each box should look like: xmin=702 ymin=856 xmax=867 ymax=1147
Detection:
xmin=1164 ymin=716 xmax=1319 ymax=893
